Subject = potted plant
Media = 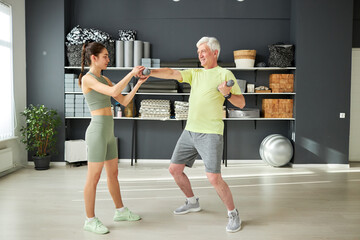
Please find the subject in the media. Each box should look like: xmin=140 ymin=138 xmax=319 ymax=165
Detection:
xmin=20 ymin=104 xmax=61 ymax=170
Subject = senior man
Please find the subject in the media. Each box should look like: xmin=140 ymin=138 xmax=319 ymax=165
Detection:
xmin=141 ymin=37 xmax=245 ymax=232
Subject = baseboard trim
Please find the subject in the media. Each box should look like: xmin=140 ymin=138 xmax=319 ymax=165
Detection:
xmin=118 ymin=159 xmax=264 ymax=164
xmin=292 ymin=164 xmax=350 ymax=169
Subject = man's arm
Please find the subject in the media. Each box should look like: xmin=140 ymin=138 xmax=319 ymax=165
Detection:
xmin=228 ymin=94 xmax=246 ymax=109
xmin=218 ymin=81 xmax=246 ymax=109
xmin=148 ymin=68 xmax=183 ymax=81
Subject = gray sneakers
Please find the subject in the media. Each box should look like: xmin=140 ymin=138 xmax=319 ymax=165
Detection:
xmin=173 ymin=198 xmax=201 ymax=215
xmin=226 ymin=209 xmax=241 ymax=233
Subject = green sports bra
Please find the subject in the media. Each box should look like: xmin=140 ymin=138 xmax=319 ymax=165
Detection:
xmin=84 ymin=72 xmax=112 ymax=111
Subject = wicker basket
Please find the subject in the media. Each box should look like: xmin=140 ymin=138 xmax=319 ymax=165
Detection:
xmin=269 ymin=74 xmax=294 ymax=93
xmin=262 ymin=99 xmax=293 ymax=118
xmin=66 ymin=41 xmax=115 ymax=67
xmin=233 ymin=50 xmax=256 ymax=68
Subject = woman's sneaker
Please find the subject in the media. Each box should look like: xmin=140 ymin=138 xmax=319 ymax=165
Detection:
xmin=226 ymin=209 xmax=241 ymax=233
xmin=83 ymin=217 xmax=109 ymax=234
xmin=173 ymin=198 xmax=201 ymax=215
xmin=113 ymin=207 xmax=141 ymax=221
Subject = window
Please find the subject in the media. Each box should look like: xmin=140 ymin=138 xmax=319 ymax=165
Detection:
xmin=0 ymin=2 xmax=14 ymax=140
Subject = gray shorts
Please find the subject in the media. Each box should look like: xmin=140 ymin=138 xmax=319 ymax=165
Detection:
xmin=171 ymin=130 xmax=223 ymax=173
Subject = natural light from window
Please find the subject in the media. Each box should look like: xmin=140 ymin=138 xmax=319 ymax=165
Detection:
xmin=0 ymin=2 xmax=14 ymax=141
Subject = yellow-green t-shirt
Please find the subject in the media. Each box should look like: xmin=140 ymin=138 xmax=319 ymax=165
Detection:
xmin=180 ymin=66 xmax=242 ymax=135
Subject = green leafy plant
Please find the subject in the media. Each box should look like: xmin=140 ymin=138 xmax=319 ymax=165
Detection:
xmin=20 ymin=104 xmax=61 ymax=157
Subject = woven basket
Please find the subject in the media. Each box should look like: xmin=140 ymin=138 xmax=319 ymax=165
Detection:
xmin=233 ymin=50 xmax=256 ymax=60
xmin=66 ymin=41 xmax=115 ymax=67
xmin=233 ymin=50 xmax=256 ymax=68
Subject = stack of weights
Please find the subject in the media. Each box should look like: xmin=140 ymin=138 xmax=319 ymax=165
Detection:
xmin=139 ymin=99 xmax=170 ymax=119
xmin=174 ymin=101 xmax=189 ymax=120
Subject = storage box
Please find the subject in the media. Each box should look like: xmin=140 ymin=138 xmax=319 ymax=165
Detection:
xmin=64 ymin=140 xmax=87 ymax=163
xmin=227 ymin=108 xmax=260 ymax=118
xmin=262 ymin=99 xmax=293 ymax=118
xmin=269 ymin=74 xmax=294 ymax=93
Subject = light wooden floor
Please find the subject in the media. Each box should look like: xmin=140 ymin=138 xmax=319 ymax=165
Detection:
xmin=0 ymin=161 xmax=360 ymax=240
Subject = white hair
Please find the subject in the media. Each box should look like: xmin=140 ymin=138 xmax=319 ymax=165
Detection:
xmin=196 ymin=37 xmax=221 ymax=59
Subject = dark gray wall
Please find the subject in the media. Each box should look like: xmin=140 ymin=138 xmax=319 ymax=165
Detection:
xmin=26 ymin=0 xmax=355 ymax=163
xmin=26 ymin=0 xmax=65 ymax=161
xmin=67 ymin=0 xmax=291 ymax=63
xmin=64 ymin=0 xmax=292 ymax=160
xmin=291 ymin=0 xmax=353 ymax=164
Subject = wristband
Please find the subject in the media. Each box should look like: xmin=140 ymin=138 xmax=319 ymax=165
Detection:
xmin=224 ymin=92 xmax=232 ymax=100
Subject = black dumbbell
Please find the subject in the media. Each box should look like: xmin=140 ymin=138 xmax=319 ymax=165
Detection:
xmin=217 ymin=79 xmax=235 ymax=91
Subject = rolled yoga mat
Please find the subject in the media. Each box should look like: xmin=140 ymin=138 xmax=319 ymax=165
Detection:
xmin=124 ymin=40 xmax=134 ymax=67
xmin=133 ymin=40 xmax=143 ymax=67
xmin=115 ymin=40 xmax=124 ymax=67
xmin=143 ymin=41 xmax=151 ymax=58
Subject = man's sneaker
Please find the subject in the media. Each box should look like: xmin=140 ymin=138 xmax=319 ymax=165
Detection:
xmin=113 ymin=207 xmax=141 ymax=221
xmin=173 ymin=198 xmax=201 ymax=215
xmin=226 ymin=209 xmax=241 ymax=233
xmin=83 ymin=217 xmax=109 ymax=234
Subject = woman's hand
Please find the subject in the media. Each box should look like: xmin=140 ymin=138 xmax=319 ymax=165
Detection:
xmin=131 ymin=66 xmax=146 ymax=76
xmin=137 ymin=75 xmax=150 ymax=85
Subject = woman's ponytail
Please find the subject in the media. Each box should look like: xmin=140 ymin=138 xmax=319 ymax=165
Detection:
xmin=77 ymin=42 xmax=105 ymax=87
xmin=78 ymin=43 xmax=87 ymax=87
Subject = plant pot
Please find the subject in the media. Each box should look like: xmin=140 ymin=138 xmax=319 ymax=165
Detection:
xmin=33 ymin=155 xmax=51 ymax=170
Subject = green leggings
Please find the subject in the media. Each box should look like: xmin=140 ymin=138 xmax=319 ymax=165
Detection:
xmin=85 ymin=115 xmax=118 ymax=162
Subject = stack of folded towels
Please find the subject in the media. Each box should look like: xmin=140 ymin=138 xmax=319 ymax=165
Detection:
xmin=139 ymin=99 xmax=171 ymax=119
xmin=174 ymin=101 xmax=189 ymax=120
xmin=138 ymin=80 xmax=178 ymax=93
xmin=180 ymin=83 xmax=191 ymax=93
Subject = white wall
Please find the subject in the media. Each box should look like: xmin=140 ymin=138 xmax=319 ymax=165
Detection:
xmin=349 ymin=49 xmax=360 ymax=162
xmin=0 ymin=0 xmax=27 ymax=174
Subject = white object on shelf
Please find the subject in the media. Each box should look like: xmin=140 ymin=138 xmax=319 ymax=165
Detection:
xmin=247 ymin=84 xmax=255 ymax=93
xmin=235 ymin=59 xmax=255 ymax=68
xmin=64 ymin=140 xmax=87 ymax=163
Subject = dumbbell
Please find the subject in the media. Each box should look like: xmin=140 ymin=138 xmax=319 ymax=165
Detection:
xmin=142 ymin=68 xmax=151 ymax=76
xmin=135 ymin=68 xmax=150 ymax=81
xmin=217 ymin=79 xmax=235 ymax=91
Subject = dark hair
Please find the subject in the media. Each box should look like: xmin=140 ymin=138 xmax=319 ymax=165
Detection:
xmin=78 ymin=42 xmax=106 ymax=86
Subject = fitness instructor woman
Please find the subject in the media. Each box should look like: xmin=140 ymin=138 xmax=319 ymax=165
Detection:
xmin=79 ymin=42 xmax=149 ymax=234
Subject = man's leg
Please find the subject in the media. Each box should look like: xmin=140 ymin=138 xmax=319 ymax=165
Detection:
xmin=170 ymin=130 xmax=201 ymax=214
xmin=205 ymin=172 xmax=234 ymax=210
xmin=169 ymin=163 xmax=201 ymax=214
xmin=196 ymin=132 xmax=241 ymax=232
xmin=169 ymin=163 xmax=194 ymax=197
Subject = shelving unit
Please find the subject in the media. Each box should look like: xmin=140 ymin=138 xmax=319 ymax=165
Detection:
xmin=64 ymin=66 xmax=296 ymax=165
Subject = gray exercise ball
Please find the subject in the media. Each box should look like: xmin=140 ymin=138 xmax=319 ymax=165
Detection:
xmin=259 ymin=134 xmax=293 ymax=167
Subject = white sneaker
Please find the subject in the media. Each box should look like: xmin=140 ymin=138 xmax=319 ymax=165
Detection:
xmin=226 ymin=209 xmax=241 ymax=233
xmin=173 ymin=198 xmax=201 ymax=215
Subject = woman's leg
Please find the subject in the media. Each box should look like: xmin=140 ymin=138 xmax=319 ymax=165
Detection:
xmin=84 ymin=161 xmax=105 ymax=218
xmin=104 ymin=158 xmax=123 ymax=208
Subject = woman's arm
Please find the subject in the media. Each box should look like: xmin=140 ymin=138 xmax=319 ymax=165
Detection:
xmin=113 ymin=75 xmax=150 ymax=106
xmin=83 ymin=66 xmax=145 ymax=97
